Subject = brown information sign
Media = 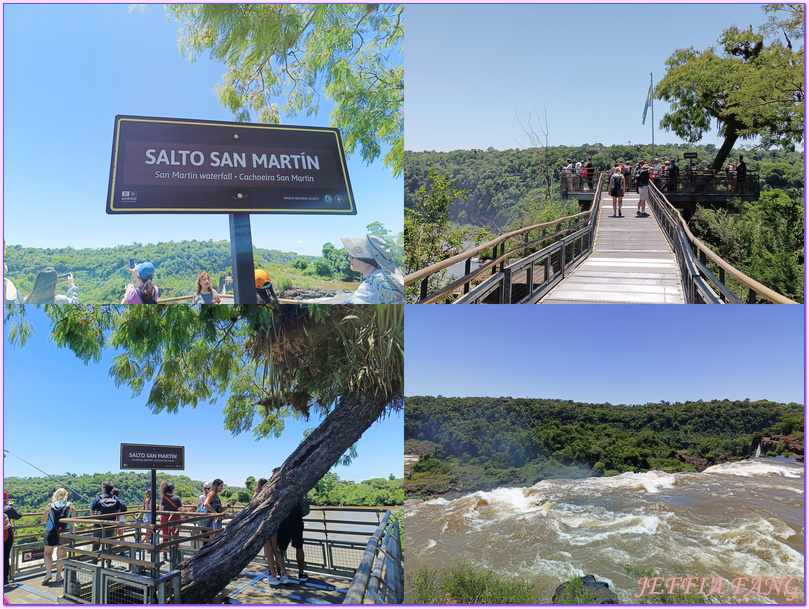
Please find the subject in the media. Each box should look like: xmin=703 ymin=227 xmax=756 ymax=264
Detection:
xmin=107 ymin=115 xmax=356 ymax=215
xmin=120 ymin=443 xmax=185 ymax=470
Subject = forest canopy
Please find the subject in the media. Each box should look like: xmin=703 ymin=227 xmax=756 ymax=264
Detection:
xmin=405 ymin=396 xmax=804 ymax=495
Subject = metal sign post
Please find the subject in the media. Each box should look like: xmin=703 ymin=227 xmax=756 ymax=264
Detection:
xmin=120 ymin=443 xmax=185 ymax=556
xmin=229 ymin=214 xmax=256 ymax=304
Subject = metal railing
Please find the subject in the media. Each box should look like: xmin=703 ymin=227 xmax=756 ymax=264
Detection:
xmin=563 ymin=169 xmax=760 ymax=199
xmin=343 ymin=510 xmax=403 ymax=604
xmin=648 ymin=183 xmax=797 ymax=304
xmin=405 ymin=173 xmax=603 ymax=304
xmin=6 ymin=505 xmax=399 ymax=604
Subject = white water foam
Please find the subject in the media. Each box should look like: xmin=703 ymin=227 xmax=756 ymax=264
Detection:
xmin=703 ymin=460 xmax=804 ymax=478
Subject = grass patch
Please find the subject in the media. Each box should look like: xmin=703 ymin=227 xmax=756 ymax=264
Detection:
xmin=407 ymin=562 xmax=537 ymax=604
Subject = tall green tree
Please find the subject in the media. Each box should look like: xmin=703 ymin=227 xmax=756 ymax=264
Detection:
xmin=403 ymin=170 xmax=471 ymax=302
xmin=656 ymin=4 xmax=804 ymax=170
xmin=5 ymin=304 xmax=403 ymax=603
xmin=165 ymin=4 xmax=404 ymax=176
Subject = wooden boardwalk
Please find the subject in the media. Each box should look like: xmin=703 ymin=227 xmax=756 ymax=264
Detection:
xmin=541 ymin=193 xmax=685 ymax=304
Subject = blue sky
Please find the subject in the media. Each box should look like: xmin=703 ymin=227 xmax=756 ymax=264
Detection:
xmin=2 ymin=4 xmax=402 ymax=256
xmin=406 ymin=3 xmax=778 ymax=152
xmin=405 ymin=305 xmax=805 ymax=405
xmin=2 ymin=307 xmax=403 ymax=486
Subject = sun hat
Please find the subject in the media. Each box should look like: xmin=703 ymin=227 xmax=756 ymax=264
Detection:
xmin=340 ymin=235 xmax=404 ymax=290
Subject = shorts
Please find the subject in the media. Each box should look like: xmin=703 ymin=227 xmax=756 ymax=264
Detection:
xmin=277 ymin=518 xmax=304 ymax=552
xmin=44 ymin=528 xmax=60 ymax=547
xmin=638 ymin=185 xmax=649 ymax=199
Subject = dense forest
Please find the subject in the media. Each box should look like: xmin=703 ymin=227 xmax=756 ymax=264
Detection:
xmin=4 ymin=222 xmax=403 ymax=303
xmin=404 ymin=144 xmax=803 ymax=228
xmin=2 ymin=470 xmax=404 ymax=517
xmin=405 ymin=396 xmax=804 ymax=495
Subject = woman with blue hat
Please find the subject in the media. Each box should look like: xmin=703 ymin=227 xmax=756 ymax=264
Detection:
xmin=122 ymin=261 xmax=159 ymax=304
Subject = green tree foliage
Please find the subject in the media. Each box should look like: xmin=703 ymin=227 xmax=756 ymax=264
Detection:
xmin=403 ymin=170 xmax=491 ymax=302
xmin=655 ymin=4 xmax=804 ymax=170
xmin=166 ymin=4 xmax=404 ymax=175
xmin=691 ymin=189 xmax=804 ymax=302
xmin=405 ymin=396 xmax=803 ymax=493
xmin=308 ymin=472 xmax=403 ymax=507
xmin=2 ymin=240 xmax=306 ymax=304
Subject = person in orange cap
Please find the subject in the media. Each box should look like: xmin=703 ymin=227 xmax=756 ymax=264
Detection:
xmin=255 ymin=269 xmax=280 ymax=304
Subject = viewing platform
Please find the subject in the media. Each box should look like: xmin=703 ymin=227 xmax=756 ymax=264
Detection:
xmin=4 ymin=505 xmax=402 ymax=605
xmin=563 ymin=170 xmax=760 ymax=215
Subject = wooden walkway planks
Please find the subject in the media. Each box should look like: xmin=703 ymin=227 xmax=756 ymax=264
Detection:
xmin=541 ymin=193 xmax=685 ymax=304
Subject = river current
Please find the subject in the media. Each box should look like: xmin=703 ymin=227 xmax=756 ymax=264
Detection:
xmin=405 ymin=458 xmax=804 ymax=604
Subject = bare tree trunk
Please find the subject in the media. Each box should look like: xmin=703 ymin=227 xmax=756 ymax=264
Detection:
xmin=177 ymin=394 xmax=392 ymax=603
xmin=711 ymin=122 xmax=741 ymax=172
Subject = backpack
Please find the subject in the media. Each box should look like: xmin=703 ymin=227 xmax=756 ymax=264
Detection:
xmin=196 ymin=497 xmax=208 ymax=513
xmin=299 ymin=496 xmax=310 ymax=518
xmin=610 ymin=172 xmax=623 ymax=190
xmin=96 ymin=495 xmax=121 ymax=517
xmin=52 ymin=503 xmax=71 ymax=533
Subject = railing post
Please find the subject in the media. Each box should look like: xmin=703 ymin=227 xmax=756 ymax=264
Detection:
xmin=502 ymin=268 xmax=511 ymax=304
xmin=464 ymin=259 xmax=471 ymax=294
xmin=747 ymin=288 xmax=757 ymax=304
xmin=419 ymin=277 xmax=428 ymax=301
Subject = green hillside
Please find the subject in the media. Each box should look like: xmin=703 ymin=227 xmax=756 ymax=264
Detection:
xmin=405 ymin=396 xmax=804 ymax=496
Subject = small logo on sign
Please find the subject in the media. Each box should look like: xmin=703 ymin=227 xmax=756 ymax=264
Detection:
xmin=324 ymin=195 xmax=333 ymax=203
xmin=121 ymin=190 xmax=138 ymax=202
xmin=335 ymin=195 xmax=343 ymax=204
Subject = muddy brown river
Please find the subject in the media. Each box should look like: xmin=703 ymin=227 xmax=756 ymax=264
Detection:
xmin=405 ymin=459 xmax=804 ymax=604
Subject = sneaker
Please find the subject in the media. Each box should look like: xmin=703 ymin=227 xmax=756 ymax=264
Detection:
xmin=298 ymin=573 xmax=308 ymax=583
xmin=264 ymin=575 xmax=280 ymax=586
xmin=279 ymin=574 xmax=291 ymax=585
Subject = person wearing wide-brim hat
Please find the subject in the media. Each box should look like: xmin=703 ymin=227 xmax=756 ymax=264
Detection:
xmin=340 ymin=235 xmax=404 ymax=304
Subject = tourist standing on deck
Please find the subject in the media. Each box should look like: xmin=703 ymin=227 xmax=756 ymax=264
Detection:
xmin=192 ymin=271 xmax=221 ymax=304
xmin=608 ymin=163 xmax=625 ymax=218
xmin=636 ymin=163 xmax=651 ymax=216
xmin=122 ymin=262 xmax=158 ymax=304
xmin=255 ymin=270 xmax=280 ymax=304
xmin=584 ymin=157 xmax=595 ymax=191
xmin=278 ymin=499 xmax=308 ymax=583
xmin=198 ymin=482 xmax=211 ymax=506
xmin=90 ymin=482 xmax=127 ymax=563
xmin=4 ymin=492 xmax=22 ymax=585
xmin=140 ymin=489 xmax=154 ymax=544
xmin=204 ymin=479 xmax=235 ymax=532
xmin=253 ymin=478 xmax=290 ymax=586
xmin=160 ymin=482 xmax=183 ymax=546
xmin=41 ymin=489 xmax=76 ymax=585
xmin=735 ymin=155 xmax=747 ymax=193
xmin=652 ymin=158 xmax=663 ymax=190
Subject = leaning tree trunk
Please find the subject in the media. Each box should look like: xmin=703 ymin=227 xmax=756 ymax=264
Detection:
xmin=710 ymin=121 xmax=741 ymax=173
xmin=177 ymin=393 xmax=392 ymax=603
